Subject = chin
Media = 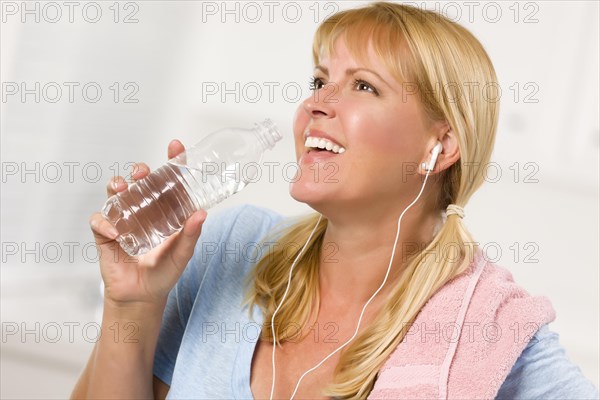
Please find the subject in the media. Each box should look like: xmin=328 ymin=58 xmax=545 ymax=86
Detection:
xmin=290 ymin=183 xmax=348 ymax=220
xmin=289 ymin=181 xmax=328 ymax=208
xmin=289 ymin=181 xmax=318 ymax=204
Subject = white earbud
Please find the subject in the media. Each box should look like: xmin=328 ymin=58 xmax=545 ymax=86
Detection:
xmin=425 ymin=141 xmax=443 ymax=172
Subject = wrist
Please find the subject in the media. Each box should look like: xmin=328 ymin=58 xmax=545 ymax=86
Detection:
xmin=98 ymin=298 xmax=166 ymax=359
xmin=103 ymin=297 xmax=167 ymax=322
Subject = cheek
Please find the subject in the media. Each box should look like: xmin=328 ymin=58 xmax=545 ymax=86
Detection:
xmin=344 ymin=103 xmax=423 ymax=182
xmin=346 ymin=106 xmax=404 ymax=158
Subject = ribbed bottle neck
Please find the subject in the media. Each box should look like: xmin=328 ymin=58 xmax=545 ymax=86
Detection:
xmin=253 ymin=119 xmax=282 ymax=151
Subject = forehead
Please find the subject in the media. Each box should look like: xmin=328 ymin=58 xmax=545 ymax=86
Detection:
xmin=314 ymin=31 xmax=409 ymax=84
xmin=316 ymin=37 xmax=401 ymax=87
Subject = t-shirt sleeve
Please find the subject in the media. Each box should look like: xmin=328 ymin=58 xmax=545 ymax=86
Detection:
xmin=496 ymin=324 xmax=599 ymax=399
xmin=152 ymin=205 xmax=249 ymax=386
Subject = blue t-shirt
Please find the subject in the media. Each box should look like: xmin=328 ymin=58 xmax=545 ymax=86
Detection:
xmin=153 ymin=204 xmax=599 ymax=399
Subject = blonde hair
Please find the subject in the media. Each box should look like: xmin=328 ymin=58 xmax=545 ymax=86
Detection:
xmin=243 ymin=2 xmax=499 ymax=398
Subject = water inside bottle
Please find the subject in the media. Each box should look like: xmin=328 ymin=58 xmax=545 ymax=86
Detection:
xmin=102 ymin=161 xmax=250 ymax=256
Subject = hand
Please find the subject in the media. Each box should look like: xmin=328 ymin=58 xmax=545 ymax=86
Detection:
xmin=89 ymin=140 xmax=207 ymax=308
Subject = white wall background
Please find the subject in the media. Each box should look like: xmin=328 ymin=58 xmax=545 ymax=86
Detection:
xmin=1 ymin=1 xmax=598 ymax=398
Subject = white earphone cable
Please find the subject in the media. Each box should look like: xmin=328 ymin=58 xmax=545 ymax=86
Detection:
xmin=270 ymin=170 xmax=432 ymax=400
xmin=269 ymin=213 xmax=323 ymax=400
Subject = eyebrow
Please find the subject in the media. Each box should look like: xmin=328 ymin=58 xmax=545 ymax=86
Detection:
xmin=314 ymin=65 xmax=393 ymax=90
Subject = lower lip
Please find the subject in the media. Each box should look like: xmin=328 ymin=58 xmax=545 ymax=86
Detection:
xmin=300 ymin=149 xmax=340 ymax=164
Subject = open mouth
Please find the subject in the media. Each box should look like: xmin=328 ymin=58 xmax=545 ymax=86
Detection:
xmin=304 ymin=137 xmax=346 ymax=154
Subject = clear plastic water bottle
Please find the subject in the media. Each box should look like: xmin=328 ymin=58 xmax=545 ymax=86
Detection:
xmin=101 ymin=119 xmax=282 ymax=257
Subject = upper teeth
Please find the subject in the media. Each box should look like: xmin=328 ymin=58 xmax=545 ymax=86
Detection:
xmin=304 ymin=137 xmax=346 ymax=154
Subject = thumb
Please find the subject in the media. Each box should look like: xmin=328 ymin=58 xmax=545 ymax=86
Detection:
xmin=164 ymin=210 xmax=207 ymax=269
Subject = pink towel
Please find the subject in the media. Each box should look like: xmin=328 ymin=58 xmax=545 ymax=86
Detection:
xmin=368 ymin=248 xmax=556 ymax=399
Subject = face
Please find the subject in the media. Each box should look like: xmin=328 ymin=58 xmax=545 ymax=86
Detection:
xmin=290 ymin=36 xmax=439 ymax=215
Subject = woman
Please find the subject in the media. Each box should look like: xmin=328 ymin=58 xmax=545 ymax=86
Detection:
xmin=72 ymin=2 xmax=599 ymax=399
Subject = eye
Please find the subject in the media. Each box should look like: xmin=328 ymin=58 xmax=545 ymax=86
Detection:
xmin=309 ymin=75 xmax=325 ymax=91
xmin=353 ymin=79 xmax=379 ymax=95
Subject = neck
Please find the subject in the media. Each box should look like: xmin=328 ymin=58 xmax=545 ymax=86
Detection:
xmin=316 ymin=189 xmax=442 ymax=309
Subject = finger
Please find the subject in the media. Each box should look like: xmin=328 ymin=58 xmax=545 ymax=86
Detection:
xmin=168 ymin=139 xmax=186 ymax=160
xmin=89 ymin=212 xmax=119 ymax=245
xmin=130 ymin=162 xmax=150 ymax=181
xmin=162 ymin=210 xmax=207 ymax=270
xmin=106 ymin=176 xmax=127 ymax=197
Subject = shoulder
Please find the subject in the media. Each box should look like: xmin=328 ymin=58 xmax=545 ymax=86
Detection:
xmin=478 ymin=257 xmax=556 ymax=324
xmin=452 ymin=251 xmax=557 ymax=351
xmin=197 ymin=203 xmax=286 ymax=247
xmin=463 ymin=253 xmax=558 ymax=396
xmin=413 ymin=250 xmax=556 ymax=334
xmin=202 ymin=203 xmax=285 ymax=233
xmin=497 ymin=324 xmax=600 ymax=398
xmin=441 ymin=250 xmax=557 ymax=324
xmin=421 ymin=250 xmax=558 ymax=397
xmin=173 ymin=204 xmax=286 ymax=306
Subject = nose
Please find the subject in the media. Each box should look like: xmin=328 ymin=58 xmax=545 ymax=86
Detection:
xmin=302 ymin=85 xmax=337 ymax=119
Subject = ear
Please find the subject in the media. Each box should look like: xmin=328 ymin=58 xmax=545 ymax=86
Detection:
xmin=419 ymin=125 xmax=461 ymax=175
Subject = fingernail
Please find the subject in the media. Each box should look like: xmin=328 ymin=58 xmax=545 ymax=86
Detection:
xmin=132 ymin=168 xmax=145 ymax=179
xmin=107 ymin=226 xmax=119 ymax=239
xmin=184 ymin=212 xmax=204 ymax=237
xmin=193 ymin=210 xmax=207 ymax=225
xmin=189 ymin=211 xmax=202 ymax=224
